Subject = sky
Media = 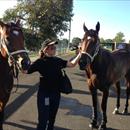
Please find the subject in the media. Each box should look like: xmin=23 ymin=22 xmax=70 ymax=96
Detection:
xmin=0 ymin=0 xmax=130 ymax=42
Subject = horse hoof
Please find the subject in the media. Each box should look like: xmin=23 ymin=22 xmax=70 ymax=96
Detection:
xmin=89 ymin=123 xmax=98 ymax=129
xmin=89 ymin=120 xmax=98 ymax=129
xmin=112 ymin=108 xmax=119 ymax=114
xmin=98 ymin=124 xmax=106 ymax=130
xmin=122 ymin=109 xmax=128 ymax=115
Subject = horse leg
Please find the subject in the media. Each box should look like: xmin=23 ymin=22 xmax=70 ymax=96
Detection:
xmin=113 ymin=81 xmax=120 ymax=114
xmin=89 ymin=87 xmax=98 ymax=129
xmin=0 ymin=110 xmax=4 ymax=130
xmin=122 ymin=81 xmax=130 ymax=114
xmin=0 ymin=91 xmax=11 ymax=130
xmin=0 ymin=101 xmax=4 ymax=130
xmin=98 ymin=90 xmax=109 ymax=130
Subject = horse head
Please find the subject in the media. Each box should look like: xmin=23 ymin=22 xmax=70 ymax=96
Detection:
xmin=79 ymin=22 xmax=100 ymax=70
xmin=0 ymin=20 xmax=30 ymax=71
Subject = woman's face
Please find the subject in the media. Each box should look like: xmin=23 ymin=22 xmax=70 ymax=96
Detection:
xmin=45 ymin=45 xmax=56 ymax=56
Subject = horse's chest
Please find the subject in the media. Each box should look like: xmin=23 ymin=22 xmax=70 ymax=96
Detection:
xmin=87 ymin=73 xmax=110 ymax=91
xmin=0 ymin=62 xmax=13 ymax=86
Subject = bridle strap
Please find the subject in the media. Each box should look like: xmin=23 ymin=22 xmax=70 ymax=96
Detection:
xmin=10 ymin=50 xmax=28 ymax=55
xmin=81 ymin=42 xmax=100 ymax=62
xmin=0 ymin=38 xmax=28 ymax=58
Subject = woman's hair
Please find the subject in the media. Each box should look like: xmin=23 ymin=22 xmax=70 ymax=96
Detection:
xmin=39 ymin=49 xmax=45 ymax=58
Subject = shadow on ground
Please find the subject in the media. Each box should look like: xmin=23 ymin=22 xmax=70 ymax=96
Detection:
xmin=5 ymin=83 xmax=39 ymax=120
xmin=5 ymin=121 xmax=70 ymax=130
xmin=60 ymin=96 xmax=92 ymax=118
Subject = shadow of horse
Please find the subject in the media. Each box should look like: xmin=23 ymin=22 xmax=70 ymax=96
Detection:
xmin=5 ymin=83 xmax=39 ymax=120
xmin=106 ymin=128 xmax=120 ymax=130
xmin=5 ymin=121 xmax=70 ymax=130
xmin=60 ymin=96 xmax=92 ymax=118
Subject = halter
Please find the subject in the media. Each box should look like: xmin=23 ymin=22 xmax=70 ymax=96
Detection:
xmin=81 ymin=41 xmax=100 ymax=63
xmin=0 ymin=38 xmax=28 ymax=58
xmin=0 ymin=37 xmax=28 ymax=93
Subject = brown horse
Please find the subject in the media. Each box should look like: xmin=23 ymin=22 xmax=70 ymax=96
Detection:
xmin=79 ymin=22 xmax=130 ymax=130
xmin=0 ymin=20 xmax=30 ymax=130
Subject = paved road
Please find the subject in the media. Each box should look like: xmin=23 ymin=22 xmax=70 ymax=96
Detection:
xmin=3 ymin=55 xmax=130 ymax=130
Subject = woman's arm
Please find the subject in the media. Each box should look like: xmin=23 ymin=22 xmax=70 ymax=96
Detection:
xmin=67 ymin=53 xmax=81 ymax=68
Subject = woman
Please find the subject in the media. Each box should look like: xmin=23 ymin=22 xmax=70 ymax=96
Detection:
xmin=23 ymin=39 xmax=81 ymax=130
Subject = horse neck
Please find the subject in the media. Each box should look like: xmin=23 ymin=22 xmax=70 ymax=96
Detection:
xmin=89 ymin=48 xmax=112 ymax=76
xmin=0 ymin=53 xmax=10 ymax=73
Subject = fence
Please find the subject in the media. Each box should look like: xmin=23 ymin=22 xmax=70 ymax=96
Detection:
xmin=101 ymin=42 xmax=129 ymax=51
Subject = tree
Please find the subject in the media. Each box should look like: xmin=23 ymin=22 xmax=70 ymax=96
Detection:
xmin=113 ymin=32 xmax=125 ymax=44
xmin=105 ymin=39 xmax=113 ymax=43
xmin=71 ymin=37 xmax=81 ymax=47
xmin=2 ymin=0 xmax=73 ymax=50
xmin=100 ymin=37 xmax=106 ymax=43
xmin=100 ymin=38 xmax=113 ymax=43
xmin=129 ymin=40 xmax=130 ymax=44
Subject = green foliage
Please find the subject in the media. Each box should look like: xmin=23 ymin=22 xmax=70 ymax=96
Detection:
xmin=23 ymin=29 xmax=42 ymax=51
xmin=100 ymin=37 xmax=105 ymax=43
xmin=100 ymin=38 xmax=113 ymax=43
xmin=71 ymin=37 xmax=81 ymax=46
xmin=113 ymin=32 xmax=125 ymax=44
xmin=100 ymin=38 xmax=114 ymax=50
xmin=58 ymin=38 xmax=68 ymax=48
xmin=2 ymin=0 xmax=73 ymax=50
xmin=56 ymin=38 xmax=68 ymax=54
xmin=105 ymin=39 xmax=113 ymax=43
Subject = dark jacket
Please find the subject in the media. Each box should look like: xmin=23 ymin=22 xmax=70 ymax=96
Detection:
xmin=27 ymin=56 xmax=67 ymax=91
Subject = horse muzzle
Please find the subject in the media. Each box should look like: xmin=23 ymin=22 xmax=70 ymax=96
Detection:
xmin=21 ymin=58 xmax=31 ymax=70
xmin=17 ymin=56 xmax=30 ymax=71
xmin=79 ymin=53 xmax=91 ymax=70
xmin=79 ymin=61 xmax=87 ymax=70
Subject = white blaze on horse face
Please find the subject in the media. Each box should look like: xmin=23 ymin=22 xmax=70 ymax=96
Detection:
xmin=0 ymin=27 xmax=6 ymax=39
xmin=81 ymin=40 xmax=88 ymax=52
xmin=87 ymin=36 xmax=91 ymax=40
xmin=13 ymin=30 xmax=19 ymax=36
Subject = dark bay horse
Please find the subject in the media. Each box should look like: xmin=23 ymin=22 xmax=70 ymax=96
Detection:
xmin=0 ymin=20 xmax=30 ymax=130
xmin=79 ymin=22 xmax=130 ymax=130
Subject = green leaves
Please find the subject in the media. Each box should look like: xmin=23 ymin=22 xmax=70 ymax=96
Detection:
xmin=113 ymin=32 xmax=125 ymax=44
xmin=71 ymin=37 xmax=81 ymax=47
xmin=2 ymin=0 xmax=73 ymax=50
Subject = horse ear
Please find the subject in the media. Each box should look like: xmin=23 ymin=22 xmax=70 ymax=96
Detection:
xmin=16 ymin=19 xmax=21 ymax=26
xmin=96 ymin=22 xmax=100 ymax=33
xmin=83 ymin=23 xmax=88 ymax=32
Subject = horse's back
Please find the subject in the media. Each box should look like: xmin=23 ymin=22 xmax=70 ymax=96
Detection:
xmin=109 ymin=49 xmax=130 ymax=82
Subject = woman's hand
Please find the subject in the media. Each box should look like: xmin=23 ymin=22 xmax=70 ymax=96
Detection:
xmin=67 ymin=52 xmax=81 ymax=68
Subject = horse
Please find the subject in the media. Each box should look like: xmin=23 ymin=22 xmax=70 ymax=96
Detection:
xmin=0 ymin=20 xmax=30 ymax=130
xmin=79 ymin=22 xmax=130 ymax=130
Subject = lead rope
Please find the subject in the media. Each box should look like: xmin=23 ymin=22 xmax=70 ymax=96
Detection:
xmin=12 ymin=62 xmax=19 ymax=93
xmin=5 ymin=61 xmax=19 ymax=94
xmin=0 ymin=38 xmax=20 ymax=93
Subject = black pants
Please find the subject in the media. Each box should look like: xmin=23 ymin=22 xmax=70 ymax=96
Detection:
xmin=37 ymin=89 xmax=60 ymax=130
